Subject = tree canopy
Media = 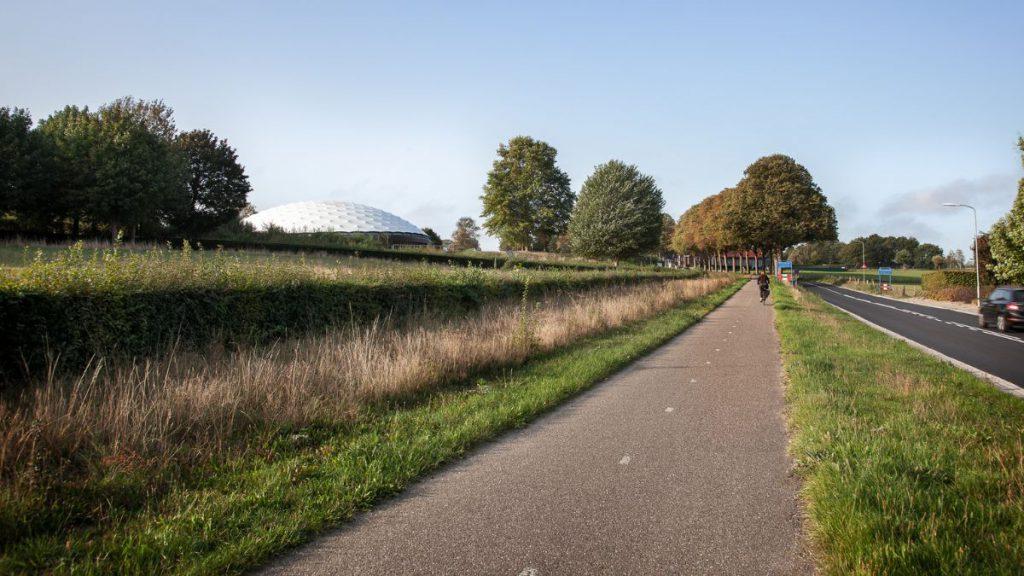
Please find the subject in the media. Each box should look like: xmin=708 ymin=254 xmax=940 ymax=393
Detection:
xmin=989 ymin=138 xmax=1024 ymax=283
xmin=481 ymin=136 xmax=573 ymax=251
xmin=724 ymin=154 xmax=837 ymax=258
xmin=1 ymin=98 xmax=250 ymax=239
xmin=450 ymin=217 xmax=481 ymax=251
xmin=568 ymin=160 xmax=664 ymax=260
xmin=170 ymin=129 xmax=251 ymax=237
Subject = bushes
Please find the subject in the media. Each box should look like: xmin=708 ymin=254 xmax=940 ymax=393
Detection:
xmin=921 ymin=270 xmax=989 ymax=302
xmin=0 ymin=245 xmax=696 ymax=382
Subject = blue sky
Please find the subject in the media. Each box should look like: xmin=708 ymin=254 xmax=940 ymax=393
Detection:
xmin=3 ymin=0 xmax=1022 ymax=252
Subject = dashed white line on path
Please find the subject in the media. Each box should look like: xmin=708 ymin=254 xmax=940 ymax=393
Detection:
xmin=665 ymin=407 xmax=674 ymax=412
xmin=518 ymin=568 xmax=538 ymax=576
xmin=618 ymin=455 xmax=631 ymax=465
xmin=690 ymin=378 xmax=697 ymax=383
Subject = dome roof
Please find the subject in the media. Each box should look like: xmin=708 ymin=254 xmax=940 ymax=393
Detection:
xmin=243 ymin=201 xmax=426 ymax=236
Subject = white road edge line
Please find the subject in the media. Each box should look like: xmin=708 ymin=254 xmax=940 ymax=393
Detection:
xmin=814 ymin=294 xmax=1024 ymax=399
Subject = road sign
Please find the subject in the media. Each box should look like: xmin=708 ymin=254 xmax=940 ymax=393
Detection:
xmin=778 ymin=261 xmax=793 ymax=269
xmin=878 ymin=267 xmax=893 ymax=275
xmin=861 ymin=263 xmax=868 ymax=269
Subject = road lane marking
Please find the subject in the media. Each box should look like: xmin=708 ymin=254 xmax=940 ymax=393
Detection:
xmin=665 ymin=407 xmax=674 ymax=412
xmin=812 ymin=285 xmax=1024 ymax=345
xmin=619 ymin=455 xmax=631 ymax=465
xmin=690 ymin=378 xmax=697 ymax=383
xmin=810 ymin=287 xmax=1024 ymax=398
xmin=518 ymin=569 xmax=538 ymax=576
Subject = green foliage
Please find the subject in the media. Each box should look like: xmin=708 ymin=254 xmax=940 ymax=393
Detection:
xmin=0 ymin=107 xmax=53 ymax=222
xmin=420 ymin=227 xmax=443 ymax=248
xmin=989 ymin=138 xmax=1024 ymax=284
xmin=169 ymin=129 xmax=251 ymax=237
xmin=450 ymin=216 xmax=481 ymax=251
xmin=920 ymin=269 xmax=982 ymax=301
xmin=481 ymin=136 xmax=574 ymax=251
xmin=725 ymin=154 xmax=837 ymax=257
xmin=0 ymin=243 xmax=693 ymax=380
xmin=4 ymin=98 xmax=250 ymax=239
xmin=659 ymin=212 xmax=676 ymax=255
xmin=893 ymin=248 xmax=913 ymax=267
xmin=569 ymin=160 xmax=665 ymax=260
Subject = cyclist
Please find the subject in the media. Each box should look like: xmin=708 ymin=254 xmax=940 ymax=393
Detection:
xmin=757 ymin=271 xmax=770 ymax=303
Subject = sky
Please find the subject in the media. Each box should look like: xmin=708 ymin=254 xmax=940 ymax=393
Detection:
xmin=2 ymin=0 xmax=1022 ymax=253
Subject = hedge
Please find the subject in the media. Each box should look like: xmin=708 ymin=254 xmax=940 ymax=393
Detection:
xmin=921 ymin=270 xmax=977 ymax=294
xmin=185 ymin=237 xmax=619 ymax=271
xmin=0 ymin=270 xmax=695 ymax=384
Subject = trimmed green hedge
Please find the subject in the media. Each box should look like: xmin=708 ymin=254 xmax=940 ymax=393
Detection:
xmin=0 ymin=270 xmax=694 ymax=383
xmin=189 ymin=237 xmax=618 ymax=271
xmin=921 ymin=270 xmax=976 ymax=293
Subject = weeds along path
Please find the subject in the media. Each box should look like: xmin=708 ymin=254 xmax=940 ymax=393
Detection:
xmin=775 ymin=283 xmax=1024 ymax=574
xmin=0 ymin=276 xmax=738 ymax=575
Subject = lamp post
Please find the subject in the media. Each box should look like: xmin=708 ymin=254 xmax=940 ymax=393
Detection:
xmin=942 ymin=203 xmax=981 ymax=306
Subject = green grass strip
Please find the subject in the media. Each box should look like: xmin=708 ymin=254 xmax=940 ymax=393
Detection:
xmin=774 ymin=283 xmax=1024 ymax=575
xmin=1 ymin=281 xmax=744 ymax=575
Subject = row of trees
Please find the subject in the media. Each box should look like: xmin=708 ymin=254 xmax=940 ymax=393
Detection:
xmin=480 ymin=136 xmax=666 ymax=260
xmin=671 ymin=155 xmax=838 ymax=270
xmin=0 ymin=99 xmax=250 ymax=239
xmin=786 ymin=236 xmax=946 ymax=269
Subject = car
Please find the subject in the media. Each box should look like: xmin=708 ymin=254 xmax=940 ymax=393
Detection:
xmin=978 ymin=286 xmax=1024 ymax=332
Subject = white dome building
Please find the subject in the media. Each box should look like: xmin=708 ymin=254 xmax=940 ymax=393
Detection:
xmin=243 ymin=200 xmax=430 ymax=246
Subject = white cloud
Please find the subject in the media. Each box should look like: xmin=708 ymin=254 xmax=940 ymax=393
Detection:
xmin=878 ymin=174 xmax=1016 ymax=215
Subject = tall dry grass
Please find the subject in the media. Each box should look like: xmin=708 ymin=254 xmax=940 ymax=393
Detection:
xmin=0 ymin=276 xmax=730 ymax=489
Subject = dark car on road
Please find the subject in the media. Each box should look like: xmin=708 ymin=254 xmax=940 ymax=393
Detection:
xmin=979 ymin=286 xmax=1024 ymax=332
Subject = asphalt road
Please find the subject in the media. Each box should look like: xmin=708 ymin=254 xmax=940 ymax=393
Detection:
xmin=257 ymin=282 xmax=808 ymax=575
xmin=803 ymin=282 xmax=1024 ymax=389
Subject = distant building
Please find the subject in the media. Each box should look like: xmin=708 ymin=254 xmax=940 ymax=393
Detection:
xmin=243 ymin=200 xmax=430 ymax=247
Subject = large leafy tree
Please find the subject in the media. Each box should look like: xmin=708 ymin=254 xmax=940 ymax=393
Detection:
xmin=91 ymin=97 xmax=187 ymax=238
xmin=725 ymin=154 xmax=837 ymax=259
xmin=170 ymin=129 xmax=251 ymax=237
xmin=660 ymin=212 xmax=676 ymax=256
xmin=420 ymin=227 xmax=443 ymax=248
xmin=990 ymin=138 xmax=1024 ymax=283
xmin=569 ymin=160 xmax=664 ymax=260
xmin=450 ymin=217 xmax=481 ymax=251
xmin=0 ymin=107 xmax=53 ymax=224
xmin=35 ymin=106 xmax=101 ymax=234
xmin=481 ymin=136 xmax=573 ymax=251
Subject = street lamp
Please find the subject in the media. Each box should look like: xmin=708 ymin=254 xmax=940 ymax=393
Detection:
xmin=942 ymin=203 xmax=981 ymax=306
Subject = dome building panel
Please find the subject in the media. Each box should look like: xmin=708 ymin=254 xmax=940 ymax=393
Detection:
xmin=243 ymin=201 xmax=429 ymax=246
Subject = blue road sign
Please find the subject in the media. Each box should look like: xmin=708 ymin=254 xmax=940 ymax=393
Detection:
xmin=878 ymin=267 xmax=893 ymax=275
xmin=778 ymin=261 xmax=793 ymax=269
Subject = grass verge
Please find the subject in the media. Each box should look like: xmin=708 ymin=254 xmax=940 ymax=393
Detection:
xmin=0 ymin=280 xmax=744 ymax=574
xmin=774 ymin=283 xmax=1024 ymax=575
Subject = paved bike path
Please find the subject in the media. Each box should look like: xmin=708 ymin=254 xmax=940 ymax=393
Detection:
xmin=257 ymin=281 xmax=808 ymax=575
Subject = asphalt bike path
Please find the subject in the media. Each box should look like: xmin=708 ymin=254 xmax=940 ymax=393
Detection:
xmin=257 ymin=281 xmax=807 ymax=575
xmin=804 ymin=282 xmax=1024 ymax=389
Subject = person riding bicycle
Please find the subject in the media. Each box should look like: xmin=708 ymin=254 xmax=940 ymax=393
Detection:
xmin=757 ymin=271 xmax=770 ymax=303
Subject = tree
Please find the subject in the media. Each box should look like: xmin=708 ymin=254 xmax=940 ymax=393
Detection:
xmin=945 ymin=249 xmax=965 ymax=269
xmin=989 ymin=138 xmax=1024 ymax=284
xmin=0 ymin=107 xmax=53 ymax=226
xmin=169 ymin=129 xmax=251 ymax=237
xmin=893 ymin=248 xmax=913 ymax=268
xmin=724 ymin=154 xmax=837 ymax=260
xmin=35 ymin=105 xmax=101 ymax=234
xmin=931 ymin=254 xmax=944 ymax=269
xmin=660 ymin=213 xmax=676 ymax=256
xmin=421 ymin=227 xmax=443 ymax=248
xmin=788 ymin=240 xmax=846 ymax=266
xmin=91 ymin=97 xmax=187 ymax=238
xmin=569 ymin=160 xmax=664 ymax=260
xmin=915 ymin=243 xmax=943 ymax=269
xmin=481 ymin=136 xmax=573 ymax=251
xmin=450 ymin=217 xmax=481 ymax=251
